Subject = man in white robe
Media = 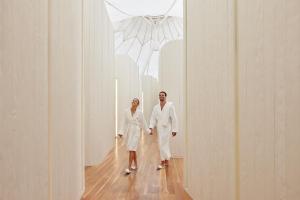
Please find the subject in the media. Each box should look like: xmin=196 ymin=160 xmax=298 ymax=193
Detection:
xmin=149 ymin=91 xmax=178 ymax=169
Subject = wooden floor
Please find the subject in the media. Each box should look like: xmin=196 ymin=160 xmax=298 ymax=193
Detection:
xmin=82 ymin=132 xmax=192 ymax=200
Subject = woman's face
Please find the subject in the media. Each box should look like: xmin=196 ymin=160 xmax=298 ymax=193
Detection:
xmin=131 ymin=98 xmax=139 ymax=107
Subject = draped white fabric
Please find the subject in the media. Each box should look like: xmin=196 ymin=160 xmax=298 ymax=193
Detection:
xmin=105 ymin=0 xmax=183 ymax=78
xmin=105 ymin=0 xmax=183 ymax=21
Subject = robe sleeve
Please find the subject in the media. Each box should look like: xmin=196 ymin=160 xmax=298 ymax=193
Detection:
xmin=170 ymin=104 xmax=178 ymax=133
xmin=139 ymin=112 xmax=151 ymax=134
xmin=118 ymin=110 xmax=128 ymax=135
xmin=149 ymin=107 xmax=157 ymax=129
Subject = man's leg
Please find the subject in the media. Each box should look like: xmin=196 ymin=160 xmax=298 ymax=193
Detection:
xmin=164 ymin=160 xmax=169 ymax=166
xmin=159 ymin=134 xmax=171 ymax=163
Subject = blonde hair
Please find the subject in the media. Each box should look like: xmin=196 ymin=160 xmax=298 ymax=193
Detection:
xmin=132 ymin=98 xmax=140 ymax=105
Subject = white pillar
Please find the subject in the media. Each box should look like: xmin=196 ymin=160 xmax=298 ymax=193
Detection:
xmin=0 ymin=0 xmax=49 ymax=199
xmin=238 ymin=0 xmax=300 ymax=199
xmin=186 ymin=0 xmax=236 ymax=199
xmin=83 ymin=0 xmax=115 ymax=166
xmin=186 ymin=0 xmax=300 ymax=199
xmin=48 ymin=0 xmax=84 ymax=199
xmin=0 ymin=0 xmax=85 ymax=199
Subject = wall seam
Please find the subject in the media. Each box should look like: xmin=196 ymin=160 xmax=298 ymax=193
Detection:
xmin=81 ymin=0 xmax=86 ymax=196
xmin=233 ymin=0 xmax=241 ymax=199
xmin=184 ymin=0 xmax=189 ymax=191
xmin=47 ymin=0 xmax=52 ymax=198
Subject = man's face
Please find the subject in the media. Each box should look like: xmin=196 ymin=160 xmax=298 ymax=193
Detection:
xmin=159 ymin=92 xmax=166 ymax=102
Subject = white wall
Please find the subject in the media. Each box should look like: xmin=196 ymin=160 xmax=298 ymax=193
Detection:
xmin=141 ymin=76 xmax=160 ymax=123
xmin=0 ymin=0 xmax=49 ymax=199
xmin=238 ymin=0 xmax=300 ymax=199
xmin=186 ymin=0 xmax=300 ymax=200
xmin=83 ymin=0 xmax=116 ymax=166
xmin=0 ymin=0 xmax=84 ymax=199
xmin=159 ymin=40 xmax=185 ymax=158
xmin=185 ymin=0 xmax=236 ymax=199
xmin=49 ymin=0 xmax=84 ymax=199
xmin=115 ymin=55 xmax=141 ymax=132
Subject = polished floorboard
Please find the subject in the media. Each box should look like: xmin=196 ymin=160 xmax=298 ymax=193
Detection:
xmin=82 ymin=132 xmax=192 ymax=200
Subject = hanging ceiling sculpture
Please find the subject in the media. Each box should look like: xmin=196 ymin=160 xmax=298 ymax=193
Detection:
xmin=105 ymin=0 xmax=183 ymax=78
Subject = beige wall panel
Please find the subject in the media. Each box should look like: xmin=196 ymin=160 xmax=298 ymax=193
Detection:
xmin=141 ymin=76 xmax=160 ymax=123
xmin=49 ymin=0 xmax=84 ymax=199
xmin=238 ymin=0 xmax=300 ymax=199
xmin=0 ymin=0 xmax=49 ymax=199
xmin=186 ymin=0 xmax=236 ymax=199
xmin=284 ymin=2 xmax=300 ymax=199
xmin=83 ymin=0 xmax=115 ymax=166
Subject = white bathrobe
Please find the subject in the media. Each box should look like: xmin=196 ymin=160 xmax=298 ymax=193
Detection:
xmin=119 ymin=109 xmax=150 ymax=151
xmin=149 ymin=102 xmax=178 ymax=160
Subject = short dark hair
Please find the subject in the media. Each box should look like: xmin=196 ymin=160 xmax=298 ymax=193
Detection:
xmin=159 ymin=91 xmax=167 ymax=97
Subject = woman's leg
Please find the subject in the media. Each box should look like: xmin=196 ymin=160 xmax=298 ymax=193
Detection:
xmin=133 ymin=151 xmax=137 ymax=168
xmin=128 ymin=151 xmax=134 ymax=169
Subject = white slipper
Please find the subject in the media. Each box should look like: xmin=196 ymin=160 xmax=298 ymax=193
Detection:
xmin=156 ymin=165 xmax=164 ymax=170
xmin=124 ymin=168 xmax=131 ymax=174
xmin=131 ymin=166 xmax=137 ymax=170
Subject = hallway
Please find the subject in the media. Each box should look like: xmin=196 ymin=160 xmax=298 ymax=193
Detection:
xmin=1 ymin=0 xmax=300 ymax=199
xmin=82 ymin=132 xmax=191 ymax=200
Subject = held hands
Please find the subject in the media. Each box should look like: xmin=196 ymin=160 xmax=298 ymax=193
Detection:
xmin=117 ymin=133 xmax=123 ymax=138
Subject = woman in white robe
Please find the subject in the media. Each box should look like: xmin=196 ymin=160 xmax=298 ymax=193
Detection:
xmin=119 ymin=98 xmax=150 ymax=174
